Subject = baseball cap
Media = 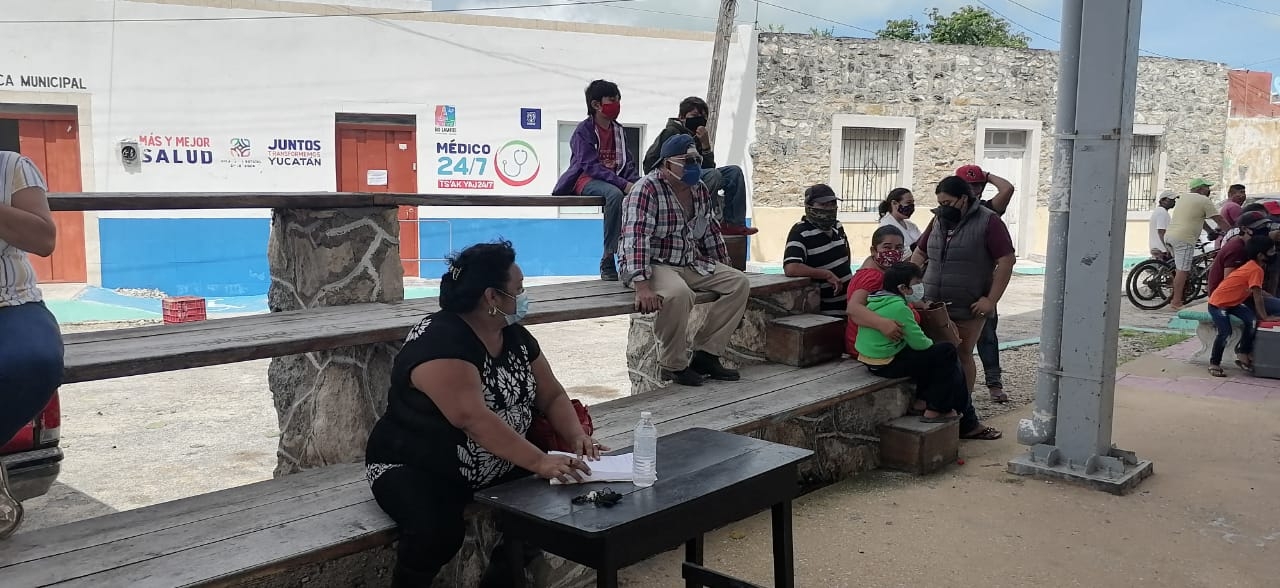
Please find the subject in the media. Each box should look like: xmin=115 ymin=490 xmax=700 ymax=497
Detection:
xmin=659 ymin=134 xmax=697 ymax=160
xmin=804 ymin=184 xmax=838 ymax=206
xmin=1189 ymin=178 xmax=1214 ymax=190
xmin=1158 ymin=190 xmax=1178 ymax=201
xmin=956 ymin=164 xmax=987 ymax=184
xmin=1238 ymin=210 xmax=1270 ymax=230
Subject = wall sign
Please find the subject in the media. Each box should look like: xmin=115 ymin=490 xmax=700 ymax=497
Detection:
xmin=434 ymin=105 xmax=457 ymax=135
xmin=0 ymin=74 xmax=88 ymax=90
xmin=494 ymin=140 xmax=540 ymax=187
xmin=367 ymin=169 xmax=388 ymax=186
xmin=520 ymin=108 xmax=541 ymax=130
xmin=138 ymin=134 xmax=214 ymax=165
xmin=436 ymin=140 xmax=494 ymax=190
xmin=267 ymin=139 xmax=322 ymax=166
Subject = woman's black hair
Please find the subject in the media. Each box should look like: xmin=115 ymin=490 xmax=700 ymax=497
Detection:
xmin=882 ymin=262 xmax=923 ymax=295
xmin=439 ymin=239 xmax=517 ymax=314
xmin=1246 ymin=235 xmax=1275 ymax=260
xmin=936 ymin=176 xmax=974 ymax=202
xmin=878 ymin=188 xmax=912 ymax=219
xmin=585 ymin=80 xmax=621 ymax=116
xmin=871 ymin=224 xmax=904 ymax=247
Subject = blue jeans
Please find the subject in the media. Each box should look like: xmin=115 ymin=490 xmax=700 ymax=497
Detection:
xmin=0 ymin=301 xmax=64 ymax=442
xmin=1208 ymin=303 xmax=1256 ymax=367
xmin=976 ymin=309 xmax=1002 ymax=388
xmin=699 ymin=165 xmax=748 ymax=226
xmin=579 ymin=180 xmax=626 ymax=257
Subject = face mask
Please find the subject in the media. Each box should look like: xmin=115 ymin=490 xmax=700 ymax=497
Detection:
xmin=496 ymin=290 xmax=530 ymax=326
xmin=933 ymin=204 xmax=963 ymax=224
xmin=806 ymin=207 xmax=838 ymax=230
xmin=669 ymin=159 xmax=702 ymax=186
xmin=904 ymin=283 xmax=925 ymax=303
xmin=874 ymin=249 xmax=902 ymax=268
xmin=897 ymin=203 xmax=915 ymax=218
xmin=600 ymin=101 xmax=621 ymax=120
xmin=684 ymin=115 xmax=707 ymax=131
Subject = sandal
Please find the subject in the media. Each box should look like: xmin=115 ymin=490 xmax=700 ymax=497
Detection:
xmin=1235 ymin=360 xmax=1254 ymax=374
xmin=961 ymin=426 xmax=1003 ymax=441
xmin=1208 ymin=366 xmax=1227 ymax=377
xmin=989 ymin=388 xmax=1010 ymax=403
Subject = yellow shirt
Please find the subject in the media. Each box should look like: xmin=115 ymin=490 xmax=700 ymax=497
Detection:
xmin=0 ymin=151 xmax=47 ymax=307
xmin=1165 ymin=192 xmax=1218 ymax=243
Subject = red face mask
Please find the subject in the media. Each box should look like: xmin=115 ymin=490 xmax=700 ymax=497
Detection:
xmin=874 ymin=249 xmax=902 ymax=268
xmin=600 ymin=101 xmax=621 ymax=120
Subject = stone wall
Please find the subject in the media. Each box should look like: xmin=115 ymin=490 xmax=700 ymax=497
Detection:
xmin=1225 ymin=116 xmax=1280 ymax=195
xmin=752 ymin=34 xmax=1231 ymax=209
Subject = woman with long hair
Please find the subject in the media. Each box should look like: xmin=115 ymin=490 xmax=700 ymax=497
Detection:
xmin=877 ymin=188 xmax=922 ymax=250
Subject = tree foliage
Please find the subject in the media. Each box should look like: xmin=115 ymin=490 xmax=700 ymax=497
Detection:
xmin=875 ymin=5 xmax=1030 ymax=48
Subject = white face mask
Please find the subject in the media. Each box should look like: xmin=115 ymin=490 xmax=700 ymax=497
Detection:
xmin=904 ymin=283 xmax=925 ymax=303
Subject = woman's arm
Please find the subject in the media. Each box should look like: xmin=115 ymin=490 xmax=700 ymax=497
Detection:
xmin=531 ymin=355 xmax=604 ymax=460
xmin=412 ymin=359 xmax=547 ymax=472
xmin=0 ymin=186 xmax=56 ymax=256
xmin=847 ymin=288 xmax=903 ymax=341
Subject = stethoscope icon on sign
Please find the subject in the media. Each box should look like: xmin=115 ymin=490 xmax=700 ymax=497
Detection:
xmin=501 ymin=148 xmax=530 ymax=177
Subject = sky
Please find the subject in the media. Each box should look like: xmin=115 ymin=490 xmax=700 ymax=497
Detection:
xmin=435 ymin=0 xmax=1280 ymax=78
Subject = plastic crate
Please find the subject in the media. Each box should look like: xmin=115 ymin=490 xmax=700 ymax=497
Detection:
xmin=162 ymin=296 xmax=207 ymax=324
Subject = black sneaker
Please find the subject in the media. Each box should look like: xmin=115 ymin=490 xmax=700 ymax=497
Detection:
xmin=661 ymin=367 xmax=705 ymax=386
xmin=690 ymin=350 xmax=740 ymax=381
xmin=599 ymin=256 xmax=619 ymax=281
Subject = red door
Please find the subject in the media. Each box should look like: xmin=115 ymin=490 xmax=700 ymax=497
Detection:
xmin=335 ymin=123 xmax=418 ymax=277
xmin=14 ymin=117 xmax=86 ymax=283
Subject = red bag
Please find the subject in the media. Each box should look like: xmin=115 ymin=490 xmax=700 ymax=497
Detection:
xmin=527 ymin=399 xmax=594 ymax=452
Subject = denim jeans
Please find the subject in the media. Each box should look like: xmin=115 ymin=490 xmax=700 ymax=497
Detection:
xmin=976 ymin=308 xmax=1002 ymax=388
xmin=0 ymin=301 xmax=64 ymax=442
xmin=1208 ymin=303 xmax=1256 ymax=366
xmin=579 ymin=179 xmax=626 ymax=258
xmin=699 ymin=165 xmax=748 ymax=226
xmin=867 ymin=342 xmax=979 ymax=432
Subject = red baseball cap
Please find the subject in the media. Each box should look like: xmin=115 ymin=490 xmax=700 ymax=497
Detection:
xmin=956 ymin=164 xmax=987 ymax=183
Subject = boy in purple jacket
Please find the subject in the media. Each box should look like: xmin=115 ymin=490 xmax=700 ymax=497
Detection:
xmin=552 ymin=80 xmax=640 ymax=281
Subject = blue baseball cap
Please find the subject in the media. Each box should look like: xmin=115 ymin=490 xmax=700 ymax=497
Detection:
xmin=659 ymin=134 xmax=697 ymax=159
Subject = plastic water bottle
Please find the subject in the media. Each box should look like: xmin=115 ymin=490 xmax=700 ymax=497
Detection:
xmin=632 ymin=411 xmax=657 ymax=488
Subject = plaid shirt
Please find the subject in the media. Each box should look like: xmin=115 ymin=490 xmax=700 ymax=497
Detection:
xmin=619 ymin=169 xmax=729 ymax=284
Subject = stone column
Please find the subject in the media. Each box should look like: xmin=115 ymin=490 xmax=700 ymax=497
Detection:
xmin=267 ymin=207 xmax=404 ymax=477
xmin=626 ymin=282 xmax=819 ymax=395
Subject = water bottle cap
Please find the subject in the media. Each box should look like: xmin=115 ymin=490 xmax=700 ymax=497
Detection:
xmin=640 ymin=411 xmax=652 ymax=418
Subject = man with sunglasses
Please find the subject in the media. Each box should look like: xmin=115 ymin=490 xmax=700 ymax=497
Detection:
xmin=620 ymin=135 xmax=751 ymax=387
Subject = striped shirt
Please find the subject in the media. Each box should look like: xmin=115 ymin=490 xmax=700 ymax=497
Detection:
xmin=619 ymin=169 xmax=729 ymax=284
xmin=783 ymin=219 xmax=852 ymax=316
xmin=0 ymin=151 xmax=47 ymax=307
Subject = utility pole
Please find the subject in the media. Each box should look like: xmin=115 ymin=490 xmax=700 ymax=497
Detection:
xmin=705 ymin=0 xmax=738 ymax=146
xmin=1008 ymin=0 xmax=1153 ymax=494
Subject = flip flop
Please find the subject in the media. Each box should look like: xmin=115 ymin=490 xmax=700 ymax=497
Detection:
xmin=961 ymin=426 xmax=1003 ymax=441
xmin=989 ymin=388 xmax=1010 ymax=403
xmin=1208 ymin=366 xmax=1227 ymax=378
xmin=1235 ymin=360 xmax=1254 ymax=374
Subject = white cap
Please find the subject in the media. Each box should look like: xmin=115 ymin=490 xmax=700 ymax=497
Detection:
xmin=640 ymin=411 xmax=652 ymax=418
xmin=1159 ymin=190 xmax=1178 ymax=201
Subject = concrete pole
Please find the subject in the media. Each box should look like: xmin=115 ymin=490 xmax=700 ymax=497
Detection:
xmin=705 ymin=0 xmax=738 ymax=146
xmin=1007 ymin=0 xmax=1154 ymax=494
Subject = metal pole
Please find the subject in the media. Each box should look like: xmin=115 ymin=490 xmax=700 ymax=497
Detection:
xmin=1008 ymin=0 xmax=1154 ymax=494
xmin=1018 ymin=0 xmax=1083 ymax=447
xmin=705 ymin=0 xmax=739 ymax=146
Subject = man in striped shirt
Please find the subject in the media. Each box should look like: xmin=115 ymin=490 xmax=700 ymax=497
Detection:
xmin=619 ymin=135 xmax=750 ymax=387
xmin=783 ymin=184 xmax=851 ymax=316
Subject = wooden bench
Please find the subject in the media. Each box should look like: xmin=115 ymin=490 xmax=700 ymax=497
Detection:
xmin=1176 ymin=303 xmax=1243 ymax=364
xmin=0 ymin=360 xmax=906 ymax=587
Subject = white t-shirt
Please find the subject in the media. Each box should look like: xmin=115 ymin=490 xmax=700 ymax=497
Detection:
xmin=0 ymin=151 xmax=47 ymax=307
xmin=1148 ymin=206 xmax=1170 ymax=253
xmin=878 ymin=214 xmax=922 ymax=250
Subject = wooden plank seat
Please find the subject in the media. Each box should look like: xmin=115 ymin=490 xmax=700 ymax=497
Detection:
xmin=62 ymin=274 xmax=808 ymax=383
xmin=46 ymin=192 xmax=605 ymax=211
xmin=1175 ymin=302 xmax=1244 ymax=364
xmin=0 ymin=361 xmax=904 ymax=587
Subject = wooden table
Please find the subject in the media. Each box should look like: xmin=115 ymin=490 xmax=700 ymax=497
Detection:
xmin=475 ymin=428 xmax=813 ymax=588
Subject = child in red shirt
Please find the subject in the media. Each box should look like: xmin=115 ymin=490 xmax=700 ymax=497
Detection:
xmin=1206 ymin=235 xmax=1279 ymax=376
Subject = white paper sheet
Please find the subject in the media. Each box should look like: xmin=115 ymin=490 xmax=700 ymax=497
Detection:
xmin=548 ymin=451 xmax=637 ymax=485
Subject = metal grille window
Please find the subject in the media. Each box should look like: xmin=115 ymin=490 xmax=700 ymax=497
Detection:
xmin=837 ymin=127 xmax=903 ymax=213
xmin=1128 ymin=134 xmax=1159 ymax=211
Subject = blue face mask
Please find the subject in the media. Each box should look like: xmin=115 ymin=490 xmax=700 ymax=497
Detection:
xmin=497 ymin=290 xmax=530 ymax=325
xmin=904 ymin=283 xmax=925 ymax=303
xmin=669 ymin=158 xmax=702 ymax=187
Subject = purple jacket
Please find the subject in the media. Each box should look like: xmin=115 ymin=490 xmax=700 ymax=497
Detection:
xmin=552 ymin=117 xmax=639 ymax=195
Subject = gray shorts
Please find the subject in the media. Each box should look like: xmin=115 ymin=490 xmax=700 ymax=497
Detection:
xmin=1167 ymin=239 xmax=1196 ymax=272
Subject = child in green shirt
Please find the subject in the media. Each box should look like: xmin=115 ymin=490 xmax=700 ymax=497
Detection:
xmin=855 ymin=263 xmax=1002 ymax=439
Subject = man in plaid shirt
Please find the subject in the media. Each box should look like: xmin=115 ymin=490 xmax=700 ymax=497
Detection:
xmin=619 ymin=134 xmax=751 ymax=386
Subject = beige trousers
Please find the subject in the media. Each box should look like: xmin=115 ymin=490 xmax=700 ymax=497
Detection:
xmin=639 ymin=263 xmax=751 ymax=371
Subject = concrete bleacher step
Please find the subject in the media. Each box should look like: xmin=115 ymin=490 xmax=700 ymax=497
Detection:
xmin=877 ymin=416 xmax=960 ymax=475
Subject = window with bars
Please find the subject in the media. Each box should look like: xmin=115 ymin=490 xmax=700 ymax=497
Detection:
xmin=1128 ymin=134 xmax=1160 ymax=211
xmin=837 ymin=127 xmax=903 ymax=213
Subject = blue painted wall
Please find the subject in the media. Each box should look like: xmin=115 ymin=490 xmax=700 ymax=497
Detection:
xmin=99 ymin=217 xmax=608 ymax=295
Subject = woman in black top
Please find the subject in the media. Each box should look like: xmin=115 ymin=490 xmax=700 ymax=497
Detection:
xmin=365 ymin=240 xmax=602 ymax=587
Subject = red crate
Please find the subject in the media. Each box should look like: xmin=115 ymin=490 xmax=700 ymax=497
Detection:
xmin=162 ymin=296 xmax=208 ymax=324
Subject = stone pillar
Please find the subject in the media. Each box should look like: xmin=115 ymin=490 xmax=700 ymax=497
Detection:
xmin=268 ymin=207 xmax=404 ymax=477
xmin=626 ymin=281 xmax=819 ymax=395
